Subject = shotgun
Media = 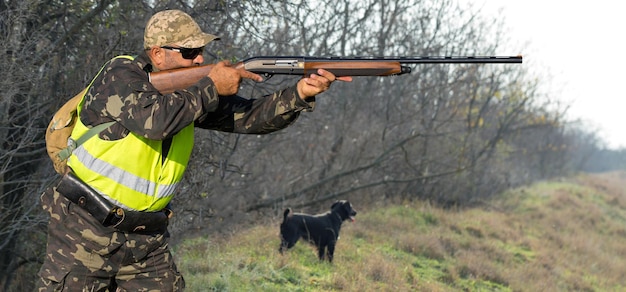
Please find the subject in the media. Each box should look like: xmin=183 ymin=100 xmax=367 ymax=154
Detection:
xmin=150 ymin=55 xmax=522 ymax=94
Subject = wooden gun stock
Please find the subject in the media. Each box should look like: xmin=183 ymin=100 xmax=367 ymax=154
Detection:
xmin=150 ymin=64 xmax=211 ymax=94
xmin=150 ymin=62 xmax=249 ymax=94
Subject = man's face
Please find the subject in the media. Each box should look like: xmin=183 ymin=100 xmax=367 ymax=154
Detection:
xmin=153 ymin=45 xmax=205 ymax=70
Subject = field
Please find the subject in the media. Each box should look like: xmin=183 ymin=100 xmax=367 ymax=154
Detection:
xmin=174 ymin=171 xmax=626 ymax=291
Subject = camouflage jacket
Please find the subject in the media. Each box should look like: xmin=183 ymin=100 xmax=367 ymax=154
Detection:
xmin=79 ymin=52 xmax=315 ymax=141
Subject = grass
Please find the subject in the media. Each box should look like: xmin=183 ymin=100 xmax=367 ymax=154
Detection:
xmin=173 ymin=171 xmax=626 ymax=291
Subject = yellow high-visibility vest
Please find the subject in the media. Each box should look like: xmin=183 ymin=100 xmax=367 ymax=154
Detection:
xmin=67 ymin=56 xmax=193 ymax=211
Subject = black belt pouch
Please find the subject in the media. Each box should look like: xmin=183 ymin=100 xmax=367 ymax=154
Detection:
xmin=56 ymin=172 xmax=117 ymax=226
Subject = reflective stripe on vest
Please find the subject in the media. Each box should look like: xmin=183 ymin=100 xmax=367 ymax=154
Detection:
xmin=67 ymin=55 xmax=194 ymax=211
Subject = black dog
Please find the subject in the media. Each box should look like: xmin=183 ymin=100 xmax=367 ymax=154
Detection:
xmin=279 ymin=200 xmax=357 ymax=262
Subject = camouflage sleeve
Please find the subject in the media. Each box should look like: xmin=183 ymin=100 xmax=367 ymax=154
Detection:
xmin=80 ymin=56 xmax=219 ymax=141
xmin=194 ymin=85 xmax=315 ymax=133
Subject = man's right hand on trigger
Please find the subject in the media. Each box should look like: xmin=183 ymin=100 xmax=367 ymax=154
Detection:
xmin=207 ymin=61 xmax=263 ymax=96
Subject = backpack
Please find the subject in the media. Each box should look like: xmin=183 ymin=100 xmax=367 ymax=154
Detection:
xmin=45 ymin=56 xmax=132 ymax=174
xmin=45 ymin=88 xmax=114 ymax=174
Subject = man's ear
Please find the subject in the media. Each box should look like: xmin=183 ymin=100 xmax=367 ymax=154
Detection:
xmin=147 ymin=46 xmax=165 ymax=67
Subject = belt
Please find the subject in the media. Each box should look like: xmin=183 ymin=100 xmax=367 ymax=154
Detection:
xmin=56 ymin=172 xmax=172 ymax=234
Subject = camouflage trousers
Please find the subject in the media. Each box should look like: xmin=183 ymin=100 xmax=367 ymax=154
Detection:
xmin=36 ymin=185 xmax=185 ymax=291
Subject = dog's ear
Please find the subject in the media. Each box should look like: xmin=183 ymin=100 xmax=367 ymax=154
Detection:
xmin=343 ymin=201 xmax=355 ymax=212
xmin=331 ymin=201 xmax=340 ymax=210
xmin=340 ymin=201 xmax=349 ymax=212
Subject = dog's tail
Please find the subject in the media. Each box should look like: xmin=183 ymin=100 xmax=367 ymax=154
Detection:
xmin=283 ymin=208 xmax=292 ymax=222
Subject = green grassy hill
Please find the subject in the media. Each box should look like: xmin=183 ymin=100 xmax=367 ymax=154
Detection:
xmin=173 ymin=171 xmax=626 ymax=291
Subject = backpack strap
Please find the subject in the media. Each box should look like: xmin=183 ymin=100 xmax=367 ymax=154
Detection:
xmin=57 ymin=121 xmax=116 ymax=161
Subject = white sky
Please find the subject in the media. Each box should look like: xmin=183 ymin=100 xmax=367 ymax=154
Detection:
xmin=466 ymin=0 xmax=626 ymax=149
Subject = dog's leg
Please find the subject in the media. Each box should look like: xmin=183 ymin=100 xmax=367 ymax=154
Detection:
xmin=327 ymin=242 xmax=335 ymax=263
xmin=323 ymin=228 xmax=338 ymax=262
xmin=279 ymin=229 xmax=299 ymax=253
xmin=279 ymin=236 xmax=289 ymax=254
xmin=279 ymin=209 xmax=298 ymax=254
xmin=317 ymin=244 xmax=326 ymax=261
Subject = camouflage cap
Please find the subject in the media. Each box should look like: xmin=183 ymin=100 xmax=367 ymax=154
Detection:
xmin=144 ymin=10 xmax=219 ymax=49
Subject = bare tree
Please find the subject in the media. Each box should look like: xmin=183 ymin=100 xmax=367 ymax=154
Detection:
xmin=173 ymin=0 xmax=556 ymax=219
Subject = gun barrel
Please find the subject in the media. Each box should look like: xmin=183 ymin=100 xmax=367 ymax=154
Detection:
xmin=393 ymin=56 xmax=523 ymax=64
xmin=245 ymin=56 xmax=522 ymax=63
xmin=296 ymin=56 xmax=523 ymax=64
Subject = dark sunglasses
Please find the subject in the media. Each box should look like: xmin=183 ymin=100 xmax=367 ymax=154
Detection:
xmin=161 ymin=46 xmax=204 ymax=59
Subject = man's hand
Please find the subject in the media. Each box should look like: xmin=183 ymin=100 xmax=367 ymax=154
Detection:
xmin=207 ymin=61 xmax=263 ymax=96
xmin=297 ymin=69 xmax=353 ymax=100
